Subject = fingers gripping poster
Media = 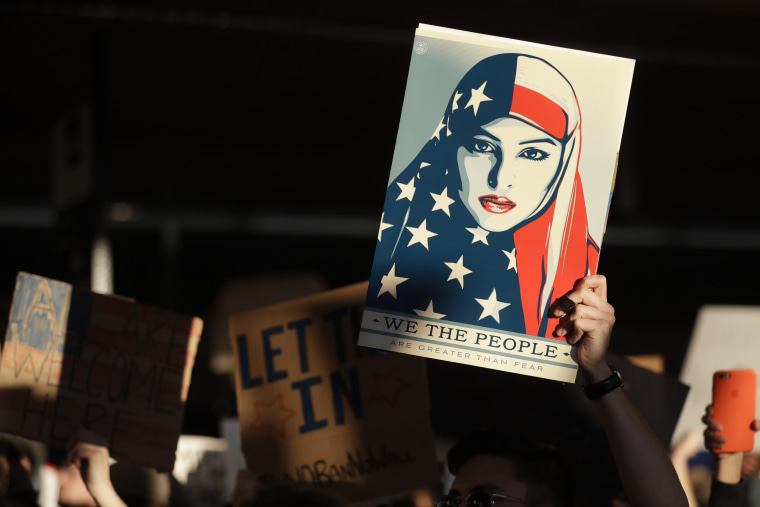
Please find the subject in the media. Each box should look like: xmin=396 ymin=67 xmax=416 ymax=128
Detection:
xmin=359 ymin=25 xmax=635 ymax=382
xmin=0 ymin=272 xmax=202 ymax=471
xmin=230 ymin=282 xmax=438 ymax=502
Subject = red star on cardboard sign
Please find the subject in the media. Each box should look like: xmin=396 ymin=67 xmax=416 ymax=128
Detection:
xmin=246 ymin=393 xmax=297 ymax=437
xmin=368 ymin=366 xmax=412 ymax=408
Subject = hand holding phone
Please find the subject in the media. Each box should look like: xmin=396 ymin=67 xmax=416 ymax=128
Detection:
xmin=712 ymin=369 xmax=757 ymax=454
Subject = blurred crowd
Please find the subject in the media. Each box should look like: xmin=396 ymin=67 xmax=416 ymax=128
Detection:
xmin=1 ymin=275 xmax=758 ymax=507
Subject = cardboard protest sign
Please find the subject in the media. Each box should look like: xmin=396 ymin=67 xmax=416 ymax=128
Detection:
xmin=359 ymin=25 xmax=635 ymax=382
xmin=173 ymin=435 xmax=231 ymax=507
xmin=230 ymin=282 xmax=438 ymax=502
xmin=672 ymin=305 xmax=760 ymax=448
xmin=0 ymin=272 xmax=202 ymax=472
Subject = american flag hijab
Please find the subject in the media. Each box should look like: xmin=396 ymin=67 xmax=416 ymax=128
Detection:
xmin=368 ymin=53 xmax=600 ymax=339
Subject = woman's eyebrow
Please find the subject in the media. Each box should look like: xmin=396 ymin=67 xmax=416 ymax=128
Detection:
xmin=519 ymin=138 xmax=559 ymax=146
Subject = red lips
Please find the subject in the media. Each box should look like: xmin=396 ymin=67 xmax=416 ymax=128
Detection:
xmin=479 ymin=195 xmax=516 ymax=214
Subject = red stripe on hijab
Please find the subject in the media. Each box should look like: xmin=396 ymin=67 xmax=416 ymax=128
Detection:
xmin=510 ymin=85 xmax=567 ymax=139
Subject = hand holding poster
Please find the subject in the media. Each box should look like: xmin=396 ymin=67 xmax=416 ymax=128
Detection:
xmin=359 ymin=25 xmax=635 ymax=382
xmin=0 ymin=272 xmax=202 ymax=472
xmin=229 ymin=282 xmax=438 ymax=502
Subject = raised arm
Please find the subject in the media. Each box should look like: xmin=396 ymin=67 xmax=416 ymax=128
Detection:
xmin=66 ymin=428 xmax=128 ymax=507
xmin=551 ymin=274 xmax=688 ymax=507
xmin=703 ymin=403 xmax=760 ymax=506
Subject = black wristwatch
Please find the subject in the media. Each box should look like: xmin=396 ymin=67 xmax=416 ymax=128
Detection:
xmin=583 ymin=367 xmax=624 ymax=400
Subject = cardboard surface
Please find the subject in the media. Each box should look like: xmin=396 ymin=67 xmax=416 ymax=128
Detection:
xmin=0 ymin=272 xmax=202 ymax=472
xmin=360 ymin=25 xmax=635 ymax=382
xmin=230 ymin=282 xmax=438 ymax=502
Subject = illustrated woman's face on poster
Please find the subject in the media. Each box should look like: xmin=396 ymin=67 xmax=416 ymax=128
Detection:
xmin=457 ymin=117 xmax=564 ymax=233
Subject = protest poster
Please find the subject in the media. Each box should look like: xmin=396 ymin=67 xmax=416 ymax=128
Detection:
xmin=359 ymin=24 xmax=635 ymax=382
xmin=230 ymin=282 xmax=438 ymax=502
xmin=672 ymin=305 xmax=760 ymax=448
xmin=0 ymin=272 xmax=202 ymax=472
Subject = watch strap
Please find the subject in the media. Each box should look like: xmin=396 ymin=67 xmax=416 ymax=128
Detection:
xmin=583 ymin=368 xmax=624 ymax=400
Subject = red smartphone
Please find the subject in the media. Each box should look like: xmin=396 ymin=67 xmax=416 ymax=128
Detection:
xmin=712 ymin=369 xmax=757 ymax=453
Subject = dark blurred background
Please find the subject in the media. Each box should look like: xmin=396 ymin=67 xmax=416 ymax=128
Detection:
xmin=1 ymin=0 xmax=759 ymax=434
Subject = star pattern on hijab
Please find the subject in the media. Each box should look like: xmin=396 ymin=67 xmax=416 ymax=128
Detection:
xmin=378 ymin=212 xmax=394 ymax=241
xmin=406 ymin=219 xmax=437 ymax=250
xmin=475 ymin=288 xmax=511 ymax=323
xmin=452 ymin=91 xmax=463 ymax=112
xmin=430 ymin=187 xmax=455 ymax=216
xmin=432 ymin=117 xmax=447 ymax=141
xmin=467 ymin=226 xmax=490 ymax=245
xmin=444 ymin=255 xmax=472 ymax=288
xmin=372 ymin=161 xmax=518 ymax=325
xmin=465 ymin=81 xmax=492 ymax=116
xmin=396 ymin=177 xmax=416 ymax=201
xmin=413 ymin=300 xmax=446 ymax=319
xmin=378 ymin=264 xmax=408 ymax=299
xmin=503 ymin=248 xmax=517 ymax=272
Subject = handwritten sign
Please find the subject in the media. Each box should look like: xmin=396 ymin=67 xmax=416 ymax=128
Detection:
xmin=230 ymin=282 xmax=438 ymax=502
xmin=0 ymin=272 xmax=202 ymax=472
